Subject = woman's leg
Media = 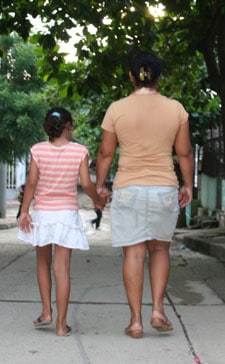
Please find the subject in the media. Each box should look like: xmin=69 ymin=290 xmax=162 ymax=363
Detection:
xmin=53 ymin=245 xmax=72 ymax=336
xmin=34 ymin=244 xmax=53 ymax=323
xmin=147 ymin=239 xmax=173 ymax=330
xmin=123 ymin=243 xmax=147 ymax=336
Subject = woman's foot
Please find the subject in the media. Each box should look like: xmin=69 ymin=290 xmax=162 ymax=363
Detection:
xmin=150 ymin=311 xmax=173 ymax=332
xmin=124 ymin=322 xmax=143 ymax=338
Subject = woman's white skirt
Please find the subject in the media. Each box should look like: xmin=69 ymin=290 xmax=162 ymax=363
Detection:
xmin=17 ymin=210 xmax=89 ymax=250
xmin=110 ymin=186 xmax=179 ymax=247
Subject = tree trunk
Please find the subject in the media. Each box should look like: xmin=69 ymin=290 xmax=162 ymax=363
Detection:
xmin=0 ymin=163 xmax=7 ymax=218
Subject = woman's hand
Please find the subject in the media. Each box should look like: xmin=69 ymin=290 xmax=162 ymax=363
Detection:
xmin=97 ymin=186 xmax=112 ymax=204
xmin=178 ymin=185 xmax=193 ymax=208
xmin=18 ymin=212 xmax=32 ymax=233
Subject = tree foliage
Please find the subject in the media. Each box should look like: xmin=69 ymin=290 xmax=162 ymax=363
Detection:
xmin=0 ymin=1 xmax=224 ymax=163
xmin=151 ymin=0 xmax=225 ymax=162
xmin=0 ymin=36 xmax=48 ymax=163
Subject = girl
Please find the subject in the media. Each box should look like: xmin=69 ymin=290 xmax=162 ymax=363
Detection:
xmin=18 ymin=107 xmax=108 ymax=336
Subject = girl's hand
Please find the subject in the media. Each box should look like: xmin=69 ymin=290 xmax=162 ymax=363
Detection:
xmin=95 ymin=192 xmax=111 ymax=210
xmin=18 ymin=212 xmax=32 ymax=233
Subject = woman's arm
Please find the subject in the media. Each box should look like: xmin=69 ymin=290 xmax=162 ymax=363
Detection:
xmin=96 ymin=130 xmax=118 ymax=192
xmin=174 ymin=121 xmax=194 ymax=208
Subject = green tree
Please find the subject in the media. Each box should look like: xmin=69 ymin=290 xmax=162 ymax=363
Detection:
xmin=1 ymin=1 xmax=223 ymax=161
xmin=152 ymin=0 xmax=224 ymax=158
xmin=0 ymin=35 xmax=48 ymax=163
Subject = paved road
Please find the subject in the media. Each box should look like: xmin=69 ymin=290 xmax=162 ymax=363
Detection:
xmin=1 ymin=206 xmax=225 ymax=364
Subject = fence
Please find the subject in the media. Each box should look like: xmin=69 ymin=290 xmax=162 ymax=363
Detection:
xmin=7 ymin=161 xmax=16 ymax=189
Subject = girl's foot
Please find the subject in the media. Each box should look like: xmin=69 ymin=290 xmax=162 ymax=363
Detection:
xmin=33 ymin=314 xmax=53 ymax=327
xmin=56 ymin=325 xmax=72 ymax=336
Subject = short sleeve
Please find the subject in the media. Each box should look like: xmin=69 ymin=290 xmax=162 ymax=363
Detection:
xmin=177 ymin=101 xmax=189 ymax=125
xmin=30 ymin=145 xmax=40 ymax=168
xmin=80 ymin=145 xmax=89 ymax=161
xmin=101 ymin=103 xmax=116 ymax=133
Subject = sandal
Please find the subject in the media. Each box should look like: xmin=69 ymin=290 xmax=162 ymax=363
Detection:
xmin=57 ymin=325 xmax=72 ymax=337
xmin=33 ymin=316 xmax=53 ymax=327
xmin=151 ymin=311 xmax=173 ymax=332
xmin=124 ymin=323 xmax=143 ymax=338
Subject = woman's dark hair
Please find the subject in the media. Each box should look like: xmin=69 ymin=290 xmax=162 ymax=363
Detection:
xmin=44 ymin=107 xmax=73 ymax=140
xmin=130 ymin=51 xmax=162 ymax=87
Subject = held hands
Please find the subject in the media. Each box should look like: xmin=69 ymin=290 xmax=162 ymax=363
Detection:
xmin=94 ymin=186 xmax=112 ymax=210
xmin=18 ymin=212 xmax=32 ymax=233
xmin=178 ymin=185 xmax=193 ymax=208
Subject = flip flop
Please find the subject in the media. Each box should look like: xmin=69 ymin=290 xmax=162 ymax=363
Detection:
xmin=57 ymin=325 xmax=72 ymax=337
xmin=33 ymin=316 xmax=53 ymax=327
xmin=151 ymin=312 xmax=173 ymax=332
xmin=64 ymin=325 xmax=72 ymax=336
xmin=124 ymin=324 xmax=143 ymax=338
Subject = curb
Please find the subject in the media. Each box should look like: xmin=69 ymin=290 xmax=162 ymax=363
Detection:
xmin=0 ymin=220 xmax=17 ymax=230
xmin=183 ymin=235 xmax=225 ymax=262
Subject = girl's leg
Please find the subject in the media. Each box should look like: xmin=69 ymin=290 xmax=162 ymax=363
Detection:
xmin=123 ymin=243 xmax=147 ymax=336
xmin=53 ymin=245 xmax=72 ymax=336
xmin=34 ymin=244 xmax=53 ymax=323
xmin=147 ymin=239 xmax=173 ymax=330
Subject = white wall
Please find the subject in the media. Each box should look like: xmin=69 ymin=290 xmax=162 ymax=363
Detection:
xmin=6 ymin=159 xmax=26 ymax=200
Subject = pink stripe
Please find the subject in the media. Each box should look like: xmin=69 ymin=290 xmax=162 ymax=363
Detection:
xmin=31 ymin=141 xmax=88 ymax=210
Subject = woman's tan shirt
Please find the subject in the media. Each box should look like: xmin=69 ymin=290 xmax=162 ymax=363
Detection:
xmin=101 ymin=93 xmax=189 ymax=189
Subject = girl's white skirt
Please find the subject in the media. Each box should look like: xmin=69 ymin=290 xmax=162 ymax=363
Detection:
xmin=17 ymin=210 xmax=89 ymax=250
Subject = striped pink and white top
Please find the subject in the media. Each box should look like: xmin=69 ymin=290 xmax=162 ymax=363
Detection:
xmin=31 ymin=141 xmax=88 ymax=210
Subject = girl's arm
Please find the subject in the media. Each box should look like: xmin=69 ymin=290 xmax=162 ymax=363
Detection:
xmin=79 ymin=154 xmax=108 ymax=207
xmin=18 ymin=157 xmax=39 ymax=232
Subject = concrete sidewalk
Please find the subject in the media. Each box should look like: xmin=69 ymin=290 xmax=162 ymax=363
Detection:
xmin=1 ymin=198 xmax=225 ymax=363
xmin=0 ymin=202 xmax=196 ymax=364
xmin=0 ymin=238 xmax=205 ymax=364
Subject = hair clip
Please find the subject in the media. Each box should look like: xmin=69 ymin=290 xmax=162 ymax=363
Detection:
xmin=51 ymin=111 xmax=61 ymax=118
xmin=139 ymin=67 xmax=152 ymax=81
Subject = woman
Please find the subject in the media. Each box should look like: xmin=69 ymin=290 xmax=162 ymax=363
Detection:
xmin=96 ymin=51 xmax=194 ymax=338
xmin=18 ymin=107 xmax=107 ymax=336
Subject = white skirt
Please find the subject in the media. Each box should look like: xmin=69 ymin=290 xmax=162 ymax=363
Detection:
xmin=110 ymin=186 xmax=179 ymax=247
xmin=17 ymin=210 xmax=89 ymax=250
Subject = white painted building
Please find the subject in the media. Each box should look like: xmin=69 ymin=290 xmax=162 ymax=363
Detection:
xmin=6 ymin=159 xmax=26 ymax=200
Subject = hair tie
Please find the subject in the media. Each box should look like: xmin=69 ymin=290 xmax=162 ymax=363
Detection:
xmin=51 ymin=111 xmax=61 ymax=118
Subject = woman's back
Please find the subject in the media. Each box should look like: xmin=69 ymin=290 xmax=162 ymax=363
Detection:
xmin=102 ymin=92 xmax=188 ymax=188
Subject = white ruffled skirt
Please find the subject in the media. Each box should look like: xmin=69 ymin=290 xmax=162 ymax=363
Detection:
xmin=17 ymin=210 xmax=89 ymax=250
